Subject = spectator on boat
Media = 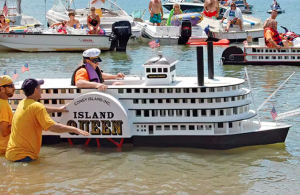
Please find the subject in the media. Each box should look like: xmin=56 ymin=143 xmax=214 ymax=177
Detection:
xmin=71 ymin=48 xmax=125 ymax=91
xmin=89 ymin=0 xmax=105 ymax=17
xmin=87 ymin=7 xmax=101 ymax=35
xmin=166 ymin=3 xmax=183 ymax=26
xmin=149 ymin=0 xmax=164 ymax=26
xmin=0 ymin=76 xmax=14 ymax=154
xmin=243 ymin=0 xmax=250 ymax=11
xmin=264 ymin=19 xmax=288 ymax=49
xmin=5 ymin=78 xmax=90 ymax=162
xmin=263 ymin=9 xmax=278 ymax=30
xmin=0 ymin=15 xmax=9 ymax=33
xmin=51 ymin=12 xmax=81 ymax=30
xmin=221 ymin=3 xmax=243 ymax=32
xmin=203 ymin=0 xmax=219 ymax=19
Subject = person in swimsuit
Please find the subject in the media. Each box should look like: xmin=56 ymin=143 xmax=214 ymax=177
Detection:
xmin=149 ymin=0 xmax=163 ymax=26
xmin=0 ymin=15 xmax=9 ymax=33
xmin=203 ymin=0 xmax=219 ymax=19
xmin=87 ymin=7 xmax=101 ymax=35
xmin=51 ymin=11 xmax=80 ymax=32
xmin=166 ymin=3 xmax=183 ymax=26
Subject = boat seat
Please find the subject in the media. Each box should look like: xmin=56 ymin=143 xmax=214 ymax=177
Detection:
xmin=222 ymin=19 xmax=256 ymax=28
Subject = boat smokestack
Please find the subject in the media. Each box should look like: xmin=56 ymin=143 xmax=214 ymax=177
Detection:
xmin=196 ymin=46 xmax=204 ymax=86
xmin=207 ymin=41 xmax=214 ymax=79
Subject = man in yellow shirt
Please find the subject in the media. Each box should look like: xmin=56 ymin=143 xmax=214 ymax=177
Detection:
xmin=0 ymin=75 xmax=14 ymax=154
xmin=6 ymin=78 xmax=90 ymax=162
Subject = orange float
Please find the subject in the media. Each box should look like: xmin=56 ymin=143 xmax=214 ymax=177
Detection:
xmin=187 ymin=39 xmax=230 ymax=45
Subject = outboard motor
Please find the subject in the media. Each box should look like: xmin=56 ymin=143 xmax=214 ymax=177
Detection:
xmin=178 ymin=19 xmax=192 ymax=45
xmin=110 ymin=21 xmax=132 ymax=52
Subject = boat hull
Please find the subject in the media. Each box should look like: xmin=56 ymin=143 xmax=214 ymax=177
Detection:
xmin=0 ymin=33 xmax=112 ymax=52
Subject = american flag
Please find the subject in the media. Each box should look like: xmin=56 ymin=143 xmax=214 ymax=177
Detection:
xmin=3 ymin=0 xmax=8 ymax=17
xmin=149 ymin=39 xmax=160 ymax=49
xmin=271 ymin=105 xmax=278 ymax=120
xmin=21 ymin=63 xmax=29 ymax=73
xmin=12 ymin=70 xmax=19 ymax=81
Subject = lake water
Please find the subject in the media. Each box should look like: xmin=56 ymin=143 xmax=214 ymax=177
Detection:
xmin=1 ymin=0 xmax=300 ymax=194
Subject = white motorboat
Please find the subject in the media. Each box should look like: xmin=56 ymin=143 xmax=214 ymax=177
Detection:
xmin=198 ymin=15 xmax=264 ymax=41
xmin=267 ymin=3 xmax=284 ymax=14
xmin=0 ymin=21 xmax=132 ymax=52
xmin=8 ymin=46 xmax=292 ymax=149
xmin=46 ymin=0 xmax=142 ymax=43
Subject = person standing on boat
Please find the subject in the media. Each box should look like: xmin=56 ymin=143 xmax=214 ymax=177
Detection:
xmin=0 ymin=76 xmax=14 ymax=154
xmin=87 ymin=7 xmax=101 ymax=35
xmin=221 ymin=3 xmax=243 ymax=32
xmin=263 ymin=9 xmax=278 ymax=30
xmin=5 ymin=79 xmax=90 ymax=162
xmin=89 ymin=0 xmax=105 ymax=17
xmin=166 ymin=3 xmax=183 ymax=26
xmin=203 ymin=0 xmax=219 ymax=19
xmin=264 ymin=19 xmax=288 ymax=49
xmin=71 ymin=48 xmax=125 ymax=91
xmin=0 ymin=15 xmax=9 ymax=33
xmin=149 ymin=0 xmax=163 ymax=26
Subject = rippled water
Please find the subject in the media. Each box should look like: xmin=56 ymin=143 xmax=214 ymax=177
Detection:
xmin=1 ymin=0 xmax=300 ymax=194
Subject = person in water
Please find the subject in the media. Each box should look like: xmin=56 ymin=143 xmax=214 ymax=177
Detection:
xmin=263 ymin=9 xmax=278 ymax=30
xmin=264 ymin=19 xmax=288 ymax=49
xmin=89 ymin=0 xmax=105 ymax=17
xmin=87 ymin=7 xmax=101 ymax=35
xmin=203 ymin=0 xmax=219 ymax=19
xmin=71 ymin=48 xmax=125 ymax=91
xmin=149 ymin=0 xmax=163 ymax=26
xmin=0 ymin=14 xmax=9 ymax=33
xmin=5 ymin=78 xmax=90 ymax=162
xmin=166 ymin=3 xmax=183 ymax=26
xmin=51 ymin=11 xmax=81 ymax=31
xmin=0 ymin=76 xmax=14 ymax=154
xmin=221 ymin=3 xmax=243 ymax=32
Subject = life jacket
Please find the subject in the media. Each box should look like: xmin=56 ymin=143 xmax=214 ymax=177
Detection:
xmin=71 ymin=63 xmax=104 ymax=85
xmin=264 ymin=27 xmax=282 ymax=45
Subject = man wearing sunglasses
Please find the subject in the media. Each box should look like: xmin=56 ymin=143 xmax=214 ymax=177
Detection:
xmin=0 ymin=75 xmax=14 ymax=154
xmin=221 ymin=2 xmax=243 ymax=32
xmin=71 ymin=48 xmax=125 ymax=91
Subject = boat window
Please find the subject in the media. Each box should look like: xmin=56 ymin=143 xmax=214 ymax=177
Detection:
xmin=57 ymin=112 xmax=62 ymax=117
xmin=14 ymin=100 xmax=19 ymax=105
xmin=52 ymin=99 xmax=57 ymax=104
xmin=168 ymin=110 xmax=174 ymax=116
xmin=191 ymin=99 xmax=196 ymax=103
xmin=53 ymin=89 xmax=58 ymax=94
xmin=199 ymin=99 xmax=204 ymax=103
xmin=176 ymin=88 xmax=181 ymax=93
xmin=126 ymin=89 xmax=132 ymax=93
xmin=183 ymin=99 xmax=188 ymax=103
xmin=257 ymin=49 xmax=260 ymax=52
xmin=167 ymin=88 xmax=173 ymax=93
xmin=292 ymin=56 xmax=296 ymax=59
xmin=166 ymin=99 xmax=171 ymax=103
xmin=219 ymin=110 xmax=224 ymax=116
xmin=231 ymin=97 xmax=235 ymax=101
xmin=224 ymin=97 xmax=229 ymax=102
xmin=218 ymin=123 xmax=223 ymax=128
xmin=252 ymin=48 xmax=256 ymax=52
xmin=151 ymin=88 xmax=156 ymax=93
xmin=226 ymin=109 xmax=231 ymax=115
xmin=118 ymin=89 xmax=124 ymax=93
xmin=163 ymin=68 xmax=168 ymax=73
xmin=192 ymin=88 xmax=198 ymax=93
xmin=209 ymin=88 xmax=215 ymax=92
xmin=164 ymin=125 xmax=170 ymax=130
xmin=184 ymin=88 xmax=189 ymax=93
xmin=233 ymin=108 xmax=238 ymax=115
xmin=292 ymin=50 xmax=296 ymax=53
xmin=158 ymin=68 xmax=162 ymax=73
xmin=239 ymin=107 xmax=243 ymax=113
xmin=200 ymin=88 xmax=206 ymax=93
xmin=272 ymin=56 xmax=276 ymax=60
xmin=201 ymin=110 xmax=206 ymax=116
xmin=216 ymin=98 xmax=221 ymax=103
xmin=152 ymin=68 xmax=156 ymax=73
xmin=184 ymin=110 xmax=190 ymax=117
xmin=136 ymin=110 xmax=141 ymax=117
xmin=298 ymin=56 xmax=300 ymax=59
xmin=146 ymin=68 xmax=151 ymax=73
xmin=172 ymin=125 xmax=178 ymax=130
xmin=144 ymin=110 xmax=150 ymax=117
xmin=278 ymin=56 xmax=282 ymax=59
xmin=225 ymin=87 xmax=230 ymax=91
xmin=265 ymin=49 xmax=268 ymax=53
xmin=76 ymin=89 xmax=81 ymax=93
xmin=192 ymin=110 xmax=198 ymax=117
xmin=281 ymin=50 xmax=287 ymax=53
xmin=252 ymin=56 xmax=257 ymax=59
xmin=143 ymin=89 xmax=148 ymax=93
xmin=135 ymin=89 xmax=140 ymax=93
xmin=44 ymin=99 xmax=50 ymax=104
xmin=51 ymin=113 xmax=55 ymax=117
xmin=158 ymin=99 xmax=163 ymax=103
xmin=259 ymin=56 xmax=263 ymax=59
xmin=207 ymin=99 xmax=213 ymax=103
xmin=156 ymin=125 xmax=162 ymax=130
xmin=180 ymin=125 xmax=186 ymax=130
xmin=159 ymin=88 xmax=165 ymax=93
xmin=142 ymin=99 xmax=147 ymax=104
xmin=59 ymin=100 xmax=65 ymax=104
xmin=149 ymin=125 xmax=153 ymax=134
xmin=170 ymin=65 xmax=176 ymax=72
xmin=176 ymin=110 xmax=182 ymax=116
xmin=232 ymin=85 xmax=236 ymax=90
xmin=15 ymin=90 xmax=20 ymax=94
xmin=285 ymin=56 xmax=289 ymax=59
xmin=133 ymin=99 xmax=138 ymax=104
xmin=217 ymin=87 xmax=223 ymax=92
xmin=265 ymin=56 xmax=269 ymax=60
xmin=229 ymin=122 xmax=233 ymax=128
xmin=210 ymin=110 xmax=215 ymax=116
xmin=197 ymin=125 xmax=203 ymax=130
xmin=206 ymin=125 xmax=212 ymax=130
xmin=152 ymin=110 xmax=158 ymax=117
xmin=160 ymin=110 xmax=166 ymax=116
xmin=174 ymin=99 xmax=179 ymax=103
xmin=189 ymin=125 xmax=195 ymax=130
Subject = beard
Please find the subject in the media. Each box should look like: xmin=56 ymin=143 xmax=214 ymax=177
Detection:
xmin=5 ymin=91 xmax=14 ymax=98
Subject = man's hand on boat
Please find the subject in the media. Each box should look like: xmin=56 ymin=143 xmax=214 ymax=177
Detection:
xmin=95 ymin=83 xmax=108 ymax=91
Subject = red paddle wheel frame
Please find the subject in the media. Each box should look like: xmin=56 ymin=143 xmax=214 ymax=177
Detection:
xmin=68 ymin=138 xmax=124 ymax=147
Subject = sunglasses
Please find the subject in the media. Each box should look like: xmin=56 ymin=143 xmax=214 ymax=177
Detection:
xmin=1 ymin=84 xmax=14 ymax=88
xmin=231 ymin=5 xmax=236 ymax=7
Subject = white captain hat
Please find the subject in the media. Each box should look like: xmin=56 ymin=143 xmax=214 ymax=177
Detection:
xmin=83 ymin=48 xmax=102 ymax=62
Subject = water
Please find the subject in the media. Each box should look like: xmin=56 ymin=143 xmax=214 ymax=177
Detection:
xmin=1 ymin=0 xmax=300 ymax=194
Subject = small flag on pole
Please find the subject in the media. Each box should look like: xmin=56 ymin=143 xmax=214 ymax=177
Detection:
xmin=3 ymin=70 xmax=7 ymax=75
xmin=271 ymin=105 xmax=278 ymax=120
xmin=149 ymin=39 xmax=160 ymax=49
xmin=12 ymin=70 xmax=19 ymax=81
xmin=21 ymin=63 xmax=29 ymax=73
xmin=3 ymin=0 xmax=8 ymax=17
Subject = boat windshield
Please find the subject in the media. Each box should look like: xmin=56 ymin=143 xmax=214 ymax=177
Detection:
xmin=86 ymin=0 xmax=127 ymax=16
xmin=52 ymin=0 xmax=71 ymax=12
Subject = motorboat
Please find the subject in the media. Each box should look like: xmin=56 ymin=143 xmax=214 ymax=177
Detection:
xmin=0 ymin=21 xmax=132 ymax=52
xmin=8 ymin=46 xmax=292 ymax=149
xmin=267 ymin=3 xmax=284 ymax=14
xmin=198 ymin=15 xmax=264 ymax=41
xmin=46 ymin=0 xmax=142 ymax=43
xmin=0 ymin=0 xmax=42 ymax=29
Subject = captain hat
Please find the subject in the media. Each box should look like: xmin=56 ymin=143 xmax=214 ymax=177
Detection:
xmin=83 ymin=48 xmax=102 ymax=62
xmin=0 ymin=75 xmax=13 ymax=86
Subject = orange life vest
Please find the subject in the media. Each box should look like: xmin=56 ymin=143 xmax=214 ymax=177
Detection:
xmin=264 ymin=27 xmax=282 ymax=45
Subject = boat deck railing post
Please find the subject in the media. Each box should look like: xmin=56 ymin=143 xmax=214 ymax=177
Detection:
xmin=207 ymin=41 xmax=214 ymax=79
xmin=196 ymin=46 xmax=204 ymax=86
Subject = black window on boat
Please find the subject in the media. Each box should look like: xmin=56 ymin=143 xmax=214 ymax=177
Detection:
xmin=118 ymin=89 xmax=124 ymax=93
xmin=158 ymin=68 xmax=162 ymax=72
xmin=135 ymin=89 xmax=140 ymax=93
xmin=136 ymin=110 xmax=141 ymax=117
xmin=146 ymin=68 xmax=150 ymax=73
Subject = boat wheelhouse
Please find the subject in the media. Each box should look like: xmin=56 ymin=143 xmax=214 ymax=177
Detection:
xmin=9 ymin=47 xmax=291 ymax=149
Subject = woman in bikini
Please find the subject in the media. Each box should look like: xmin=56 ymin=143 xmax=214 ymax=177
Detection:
xmin=87 ymin=7 xmax=101 ymax=35
xmin=0 ymin=15 xmax=9 ymax=33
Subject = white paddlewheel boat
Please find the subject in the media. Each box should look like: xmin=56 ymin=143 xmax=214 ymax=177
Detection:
xmin=9 ymin=46 xmax=291 ymax=149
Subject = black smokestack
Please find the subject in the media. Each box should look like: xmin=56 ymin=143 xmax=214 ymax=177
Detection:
xmin=196 ymin=46 xmax=204 ymax=86
xmin=207 ymin=41 xmax=214 ymax=79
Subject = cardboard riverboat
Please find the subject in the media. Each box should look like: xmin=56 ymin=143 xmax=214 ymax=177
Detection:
xmin=9 ymin=46 xmax=291 ymax=149
xmin=222 ymin=39 xmax=300 ymax=65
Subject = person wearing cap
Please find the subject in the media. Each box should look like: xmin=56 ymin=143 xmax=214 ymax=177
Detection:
xmin=5 ymin=78 xmax=90 ymax=162
xmin=0 ymin=75 xmax=15 ymax=154
xmin=71 ymin=48 xmax=125 ymax=91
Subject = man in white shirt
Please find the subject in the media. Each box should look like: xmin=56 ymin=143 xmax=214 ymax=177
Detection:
xmin=90 ymin=0 xmax=105 ymax=17
xmin=221 ymin=3 xmax=243 ymax=32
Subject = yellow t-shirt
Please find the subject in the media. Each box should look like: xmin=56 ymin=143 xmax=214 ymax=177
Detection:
xmin=0 ymin=99 xmax=13 ymax=154
xmin=5 ymin=99 xmax=56 ymax=161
